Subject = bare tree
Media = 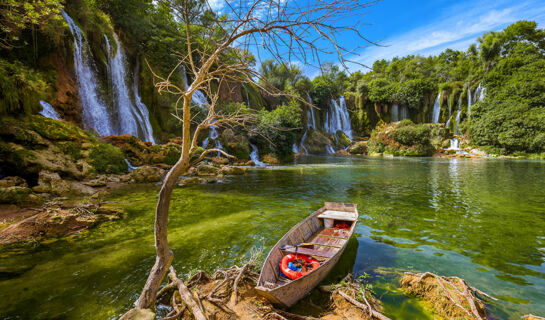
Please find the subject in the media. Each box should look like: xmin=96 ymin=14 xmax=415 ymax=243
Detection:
xmin=127 ymin=0 xmax=379 ymax=316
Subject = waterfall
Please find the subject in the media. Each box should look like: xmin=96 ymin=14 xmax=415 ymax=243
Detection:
xmin=455 ymin=94 xmax=462 ymax=135
xmin=202 ymin=121 xmax=223 ymax=152
xmin=300 ymin=93 xmax=317 ymax=154
xmin=124 ymin=158 xmax=138 ymax=171
xmin=448 ymin=138 xmax=460 ymax=151
xmin=326 ymin=145 xmax=335 ymax=154
xmin=250 ymin=144 xmax=265 ymax=166
xmin=62 ymin=11 xmax=113 ymax=136
xmin=400 ymin=105 xmax=409 ymax=120
xmin=467 ymin=86 xmax=472 ymax=118
xmin=181 ymin=65 xmax=207 ymax=107
xmin=39 ymin=101 xmax=60 ymax=120
xmin=104 ymin=34 xmax=156 ymax=143
xmin=325 ymin=96 xmax=353 ymax=139
xmin=431 ymin=93 xmax=441 ymax=123
xmin=133 ymin=63 xmax=156 ymax=143
xmin=391 ymin=104 xmax=399 ymax=122
xmin=474 ymin=83 xmax=485 ymax=102
xmin=292 ymin=143 xmax=299 ymax=154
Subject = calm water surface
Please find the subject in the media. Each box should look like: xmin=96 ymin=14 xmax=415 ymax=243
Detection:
xmin=0 ymin=156 xmax=544 ymax=319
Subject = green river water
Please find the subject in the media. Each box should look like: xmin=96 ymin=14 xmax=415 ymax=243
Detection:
xmin=1 ymin=156 xmax=544 ymax=319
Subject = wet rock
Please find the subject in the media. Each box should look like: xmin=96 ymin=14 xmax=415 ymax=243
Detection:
xmin=211 ymin=156 xmax=229 ymax=165
xmin=119 ymin=308 xmax=155 ymax=320
xmin=524 ymin=315 xmax=545 ymax=320
xmin=82 ymin=176 xmax=108 ymax=187
xmin=0 ymin=176 xmax=27 ymax=188
xmin=263 ymin=154 xmax=279 ymax=164
xmin=130 ymin=166 xmax=164 ymax=183
xmin=0 ymin=186 xmax=40 ymax=205
xmin=334 ymin=149 xmax=350 ymax=156
xmin=470 ymin=149 xmax=487 ymax=156
xmin=33 ymin=170 xmax=71 ymax=195
xmin=177 ymin=177 xmax=202 ymax=186
xmin=348 ymin=141 xmax=367 ymax=155
xmin=0 ymin=204 xmax=124 ymax=244
xmin=69 ymin=181 xmax=95 ymax=195
xmin=220 ymin=165 xmax=247 ymax=175
xmin=196 ymin=164 xmax=221 ymax=176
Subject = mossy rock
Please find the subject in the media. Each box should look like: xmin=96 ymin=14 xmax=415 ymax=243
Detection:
xmin=27 ymin=115 xmax=93 ymax=142
xmin=0 ymin=186 xmax=41 ymax=205
xmin=305 ymin=130 xmax=333 ymax=154
xmin=88 ymin=143 xmax=128 ymax=174
xmin=348 ymin=141 xmax=367 ymax=154
xmin=368 ymin=121 xmax=446 ymax=156
xmin=220 ymin=129 xmax=250 ymax=160
xmin=334 ymin=130 xmax=351 ymax=149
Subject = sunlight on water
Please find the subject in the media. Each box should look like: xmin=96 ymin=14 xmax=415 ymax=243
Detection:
xmin=1 ymin=156 xmax=544 ymax=319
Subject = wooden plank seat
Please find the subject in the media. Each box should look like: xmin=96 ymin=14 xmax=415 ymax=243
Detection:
xmin=310 ymin=234 xmax=347 ymax=248
xmin=319 ymin=228 xmax=351 ymax=239
xmin=281 ymin=246 xmax=337 ymax=259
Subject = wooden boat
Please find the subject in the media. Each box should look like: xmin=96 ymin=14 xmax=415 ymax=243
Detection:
xmin=255 ymin=202 xmax=359 ymax=307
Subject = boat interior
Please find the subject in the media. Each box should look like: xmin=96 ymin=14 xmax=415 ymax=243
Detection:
xmin=259 ymin=203 xmax=358 ymax=289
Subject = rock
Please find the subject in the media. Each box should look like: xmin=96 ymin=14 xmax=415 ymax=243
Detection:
xmin=119 ymin=309 xmax=155 ymax=320
xmin=262 ymin=154 xmax=279 ymax=164
xmin=348 ymin=141 xmax=367 ymax=155
xmin=0 ymin=186 xmax=40 ymax=204
xmin=219 ymin=128 xmax=250 ymax=160
xmin=305 ymin=129 xmax=335 ymax=154
xmin=0 ymin=176 xmax=27 ymax=188
xmin=334 ymin=149 xmax=350 ymax=156
xmin=130 ymin=165 xmax=164 ymax=183
xmin=368 ymin=152 xmax=383 ymax=157
xmin=196 ymin=164 xmax=221 ymax=176
xmin=69 ymin=181 xmax=95 ymax=195
xmin=82 ymin=176 xmax=108 ymax=187
xmin=524 ymin=315 xmax=545 ymax=320
xmin=0 ymin=203 xmax=124 ymax=244
xmin=33 ymin=170 xmax=71 ymax=195
xmin=220 ymin=166 xmax=247 ymax=175
xmin=470 ymin=149 xmax=487 ymax=156
xmin=245 ymin=160 xmax=255 ymax=166
xmin=211 ymin=156 xmax=229 ymax=165
xmin=178 ymin=177 xmax=202 ymax=186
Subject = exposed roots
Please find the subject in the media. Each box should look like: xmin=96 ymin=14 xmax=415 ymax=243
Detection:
xmin=401 ymin=272 xmax=496 ymax=320
xmin=330 ymin=274 xmax=391 ymax=320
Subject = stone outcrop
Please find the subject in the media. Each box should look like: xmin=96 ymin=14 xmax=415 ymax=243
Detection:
xmin=348 ymin=141 xmax=367 ymax=155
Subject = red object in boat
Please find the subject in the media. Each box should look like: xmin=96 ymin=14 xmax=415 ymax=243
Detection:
xmin=280 ymin=254 xmax=320 ymax=280
xmin=334 ymin=222 xmax=350 ymax=230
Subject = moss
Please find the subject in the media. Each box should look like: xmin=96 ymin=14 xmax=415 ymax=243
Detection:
xmin=163 ymin=143 xmax=182 ymax=165
xmin=27 ymin=115 xmax=92 ymax=142
xmin=57 ymin=141 xmax=83 ymax=161
xmin=89 ymin=143 xmax=128 ymax=174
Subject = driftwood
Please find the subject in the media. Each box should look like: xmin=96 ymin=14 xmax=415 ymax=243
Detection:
xmin=336 ymin=290 xmax=391 ymax=320
xmin=402 ymin=272 xmax=496 ymax=320
xmin=167 ymin=266 xmax=207 ymax=320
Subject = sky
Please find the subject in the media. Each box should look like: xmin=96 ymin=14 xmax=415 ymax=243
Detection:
xmin=209 ymin=0 xmax=545 ymax=78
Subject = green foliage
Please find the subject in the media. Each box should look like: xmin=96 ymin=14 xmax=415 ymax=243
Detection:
xmin=368 ymin=121 xmax=446 ymax=156
xmin=0 ymin=0 xmax=63 ymax=49
xmin=259 ymin=59 xmax=303 ymax=91
xmin=258 ymin=100 xmax=301 ymax=160
xmin=0 ymin=59 xmax=53 ymax=115
xmin=89 ymin=143 xmax=128 ymax=174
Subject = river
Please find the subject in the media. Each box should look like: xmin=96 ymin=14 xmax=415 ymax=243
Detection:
xmin=1 ymin=156 xmax=544 ymax=319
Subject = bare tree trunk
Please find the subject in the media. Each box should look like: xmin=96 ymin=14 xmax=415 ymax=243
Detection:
xmin=136 ymin=96 xmax=192 ymax=309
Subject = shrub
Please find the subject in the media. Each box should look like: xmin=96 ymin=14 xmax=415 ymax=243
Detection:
xmin=89 ymin=143 xmax=128 ymax=174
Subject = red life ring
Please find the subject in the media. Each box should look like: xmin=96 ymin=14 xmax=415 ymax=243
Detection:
xmin=280 ymin=254 xmax=320 ymax=280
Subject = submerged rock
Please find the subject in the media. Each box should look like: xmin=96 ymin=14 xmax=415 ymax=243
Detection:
xmin=130 ymin=165 xmax=164 ymax=183
xmin=262 ymin=154 xmax=279 ymax=164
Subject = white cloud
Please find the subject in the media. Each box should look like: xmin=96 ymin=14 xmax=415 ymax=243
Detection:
xmin=207 ymin=0 xmax=226 ymax=12
xmin=349 ymin=0 xmax=545 ymax=71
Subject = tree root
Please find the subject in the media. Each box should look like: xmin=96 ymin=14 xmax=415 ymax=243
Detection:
xmin=167 ymin=266 xmax=207 ymax=320
xmin=402 ymin=271 xmax=494 ymax=320
xmin=336 ymin=290 xmax=391 ymax=320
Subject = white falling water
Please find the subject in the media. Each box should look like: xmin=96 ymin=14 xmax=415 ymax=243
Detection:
xmin=431 ymin=93 xmax=441 ymax=123
xmin=124 ymin=158 xmax=138 ymax=171
xmin=325 ymin=96 xmax=353 ymax=139
xmin=62 ymin=11 xmax=113 ymax=136
xmin=455 ymin=94 xmax=462 ymax=135
xmin=448 ymin=138 xmax=460 ymax=151
xmin=39 ymin=101 xmax=60 ymax=120
xmin=292 ymin=143 xmax=299 ymax=154
xmin=467 ymin=86 xmax=472 ymax=118
xmin=474 ymin=83 xmax=485 ymax=102
xmin=181 ymin=65 xmax=208 ymax=107
xmin=400 ymin=105 xmax=409 ymax=120
xmin=133 ymin=63 xmax=156 ymax=143
xmin=250 ymin=143 xmax=265 ymax=166
xmin=104 ymin=34 xmax=156 ymax=143
xmin=326 ymin=145 xmax=335 ymax=154
xmin=300 ymin=93 xmax=317 ymax=154
xmin=391 ymin=104 xmax=399 ymax=122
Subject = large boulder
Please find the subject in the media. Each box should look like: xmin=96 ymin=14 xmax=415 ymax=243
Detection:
xmin=220 ymin=166 xmax=247 ymax=175
xmin=348 ymin=141 xmax=367 ymax=155
xmin=219 ymin=129 xmax=250 ymax=160
xmin=0 ymin=186 xmax=40 ymax=204
xmin=196 ymin=164 xmax=221 ymax=176
xmin=305 ymin=129 xmax=335 ymax=154
xmin=33 ymin=170 xmax=71 ymax=195
xmin=130 ymin=166 xmax=164 ymax=183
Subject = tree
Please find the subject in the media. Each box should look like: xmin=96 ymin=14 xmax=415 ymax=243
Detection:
xmin=124 ymin=0 xmax=379 ymax=318
xmin=0 ymin=0 xmax=62 ymax=49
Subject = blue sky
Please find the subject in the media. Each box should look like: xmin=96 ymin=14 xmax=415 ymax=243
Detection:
xmin=210 ymin=0 xmax=545 ymax=77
